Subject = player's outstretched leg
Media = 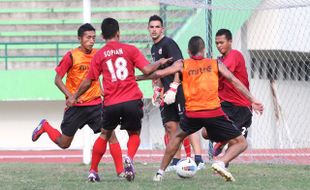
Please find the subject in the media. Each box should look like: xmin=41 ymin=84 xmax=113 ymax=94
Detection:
xmin=212 ymin=135 xmax=247 ymax=182
xmin=153 ymin=128 xmax=188 ymax=182
xmin=124 ymin=156 xmax=135 ymax=182
xmin=32 ymin=119 xmax=47 ymax=141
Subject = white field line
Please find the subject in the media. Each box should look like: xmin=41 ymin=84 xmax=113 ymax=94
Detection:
xmin=1 ymin=153 xmax=310 ymax=159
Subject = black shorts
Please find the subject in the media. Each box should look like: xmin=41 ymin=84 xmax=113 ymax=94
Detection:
xmin=180 ymin=115 xmax=241 ymax=142
xmin=159 ymin=86 xmax=185 ymax=125
xmin=160 ymin=102 xmax=183 ymax=125
xmin=221 ymin=101 xmax=252 ymax=137
xmin=102 ymin=99 xmax=144 ymax=131
xmin=61 ymin=104 xmax=103 ymax=137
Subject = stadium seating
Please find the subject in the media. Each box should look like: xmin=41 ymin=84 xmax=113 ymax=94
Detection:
xmin=0 ymin=0 xmax=192 ymax=70
xmin=0 ymin=0 xmax=194 ymax=100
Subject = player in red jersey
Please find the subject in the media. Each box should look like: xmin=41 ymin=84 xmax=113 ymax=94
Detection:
xmin=31 ymin=23 xmax=124 ymax=181
xmin=66 ymin=18 xmax=171 ymax=182
xmin=145 ymin=36 xmax=263 ymax=182
xmin=204 ymin=29 xmax=256 ymax=160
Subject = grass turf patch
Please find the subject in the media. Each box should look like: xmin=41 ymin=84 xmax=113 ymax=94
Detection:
xmin=0 ymin=163 xmax=309 ymax=190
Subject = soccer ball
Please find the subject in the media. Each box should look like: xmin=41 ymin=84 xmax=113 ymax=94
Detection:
xmin=175 ymin=157 xmax=197 ymax=178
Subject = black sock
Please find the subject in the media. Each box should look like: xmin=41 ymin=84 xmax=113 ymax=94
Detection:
xmin=194 ymin=155 xmax=204 ymax=165
xmin=225 ymin=163 xmax=229 ymax=168
xmin=171 ymin=158 xmax=180 ymax=165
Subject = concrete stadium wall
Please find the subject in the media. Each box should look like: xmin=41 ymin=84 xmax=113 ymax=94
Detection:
xmin=0 ymin=100 xmax=165 ymax=150
xmin=248 ymin=80 xmax=310 ymax=149
xmin=1 ymin=80 xmax=309 ymax=151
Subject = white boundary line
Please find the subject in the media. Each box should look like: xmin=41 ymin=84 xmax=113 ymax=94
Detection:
xmin=1 ymin=153 xmax=310 ymax=159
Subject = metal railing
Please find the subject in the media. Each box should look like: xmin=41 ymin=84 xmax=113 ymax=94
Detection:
xmin=0 ymin=42 xmax=80 ymax=70
xmin=0 ymin=41 xmax=150 ymax=70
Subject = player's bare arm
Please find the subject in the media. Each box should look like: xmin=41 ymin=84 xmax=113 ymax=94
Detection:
xmin=66 ymin=78 xmax=93 ymax=107
xmin=54 ymin=74 xmax=72 ymax=98
xmin=172 ymin=70 xmax=181 ymax=83
xmin=99 ymin=79 xmax=104 ymax=97
xmin=136 ymin=59 xmax=183 ymax=81
xmin=218 ymin=60 xmax=264 ymax=114
xmin=140 ymin=57 xmax=173 ymax=75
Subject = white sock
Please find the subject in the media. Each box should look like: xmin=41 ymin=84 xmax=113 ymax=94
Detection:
xmin=157 ymin=169 xmax=164 ymax=176
xmin=215 ymin=160 xmax=225 ymax=168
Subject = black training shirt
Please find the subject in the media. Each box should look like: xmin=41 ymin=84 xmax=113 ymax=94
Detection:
xmin=151 ymin=36 xmax=183 ymax=92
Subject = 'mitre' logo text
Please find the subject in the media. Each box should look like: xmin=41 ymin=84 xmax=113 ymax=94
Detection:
xmin=188 ymin=65 xmax=212 ymax=76
xmin=79 ymin=65 xmax=88 ymax=71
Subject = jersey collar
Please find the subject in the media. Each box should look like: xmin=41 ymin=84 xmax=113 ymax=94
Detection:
xmin=190 ymin=55 xmax=204 ymax=60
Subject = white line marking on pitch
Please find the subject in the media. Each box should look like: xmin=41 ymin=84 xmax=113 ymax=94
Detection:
xmin=1 ymin=153 xmax=310 ymax=159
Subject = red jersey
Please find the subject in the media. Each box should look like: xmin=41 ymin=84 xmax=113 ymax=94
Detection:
xmin=55 ymin=48 xmax=101 ymax=106
xmin=87 ymin=41 xmax=149 ymax=106
xmin=218 ymin=49 xmax=251 ymax=107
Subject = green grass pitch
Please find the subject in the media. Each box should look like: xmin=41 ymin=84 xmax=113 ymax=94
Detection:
xmin=0 ymin=163 xmax=309 ymax=190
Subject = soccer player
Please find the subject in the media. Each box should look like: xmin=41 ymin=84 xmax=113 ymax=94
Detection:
xmin=31 ymin=23 xmax=124 ymax=181
xmin=147 ymin=15 xmax=205 ymax=170
xmin=66 ymin=17 xmax=171 ymax=182
xmin=149 ymin=36 xmax=263 ymax=182
xmin=206 ymin=29 xmax=255 ymax=158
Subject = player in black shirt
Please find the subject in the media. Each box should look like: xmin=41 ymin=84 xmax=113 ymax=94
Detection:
xmin=147 ymin=15 xmax=205 ymax=171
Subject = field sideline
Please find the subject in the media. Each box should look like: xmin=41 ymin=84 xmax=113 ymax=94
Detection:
xmin=1 ymin=149 xmax=310 ymax=164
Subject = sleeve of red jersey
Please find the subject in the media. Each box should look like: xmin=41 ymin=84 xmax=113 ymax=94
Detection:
xmin=87 ymin=55 xmax=101 ymax=80
xmin=55 ymin=51 xmax=73 ymax=78
xmin=229 ymin=50 xmax=244 ymax=73
xmin=132 ymin=46 xmax=149 ymax=70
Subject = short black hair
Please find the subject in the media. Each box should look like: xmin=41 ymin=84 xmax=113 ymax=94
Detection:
xmin=148 ymin=15 xmax=163 ymax=26
xmin=216 ymin=29 xmax=232 ymax=40
xmin=77 ymin=23 xmax=95 ymax=37
xmin=101 ymin=17 xmax=119 ymax=40
xmin=188 ymin=36 xmax=205 ymax=56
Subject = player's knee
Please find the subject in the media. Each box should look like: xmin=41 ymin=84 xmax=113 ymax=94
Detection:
xmin=58 ymin=141 xmax=71 ymax=149
xmin=228 ymin=135 xmax=247 ymax=149
xmin=164 ymin=122 xmax=178 ymax=133
xmin=201 ymin=128 xmax=208 ymax=140
xmin=59 ymin=144 xmax=70 ymax=149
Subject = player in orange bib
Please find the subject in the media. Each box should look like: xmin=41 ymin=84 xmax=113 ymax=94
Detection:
xmin=146 ymin=36 xmax=263 ymax=182
xmin=66 ymin=18 xmax=172 ymax=182
xmin=31 ymin=23 xmax=124 ymax=181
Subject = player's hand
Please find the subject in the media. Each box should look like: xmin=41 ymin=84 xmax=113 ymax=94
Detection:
xmin=163 ymin=82 xmax=180 ymax=105
xmin=152 ymin=80 xmax=163 ymax=107
xmin=66 ymin=94 xmax=77 ymax=107
xmin=157 ymin=57 xmax=173 ymax=65
xmin=251 ymin=99 xmax=264 ymax=115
